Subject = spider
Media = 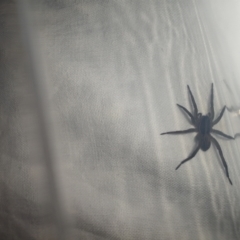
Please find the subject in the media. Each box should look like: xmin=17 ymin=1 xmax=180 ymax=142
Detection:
xmin=161 ymin=84 xmax=235 ymax=185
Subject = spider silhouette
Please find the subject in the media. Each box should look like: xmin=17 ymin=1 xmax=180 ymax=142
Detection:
xmin=161 ymin=84 xmax=235 ymax=185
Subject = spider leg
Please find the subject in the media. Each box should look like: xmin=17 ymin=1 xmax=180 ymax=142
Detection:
xmin=161 ymin=128 xmax=196 ymax=135
xmin=187 ymin=85 xmax=198 ymax=118
xmin=212 ymin=106 xmax=226 ymax=126
xmin=177 ymin=104 xmax=195 ymax=125
xmin=212 ymin=129 xmax=234 ymax=139
xmin=210 ymin=83 xmax=214 ymax=120
xmin=175 ymin=142 xmax=201 ymax=170
xmin=211 ymin=135 xmax=233 ymax=185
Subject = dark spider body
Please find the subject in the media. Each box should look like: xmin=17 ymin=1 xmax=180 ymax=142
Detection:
xmin=199 ymin=116 xmax=211 ymax=136
xmin=198 ymin=115 xmax=211 ymax=151
xmin=161 ymin=84 xmax=235 ymax=185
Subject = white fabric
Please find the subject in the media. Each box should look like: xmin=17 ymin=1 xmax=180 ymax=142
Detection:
xmin=1 ymin=0 xmax=240 ymax=239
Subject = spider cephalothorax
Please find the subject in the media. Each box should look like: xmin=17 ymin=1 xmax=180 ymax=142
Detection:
xmin=161 ymin=84 xmax=235 ymax=185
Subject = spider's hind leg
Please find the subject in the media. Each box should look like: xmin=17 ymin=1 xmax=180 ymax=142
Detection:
xmin=175 ymin=142 xmax=201 ymax=170
xmin=211 ymin=135 xmax=233 ymax=185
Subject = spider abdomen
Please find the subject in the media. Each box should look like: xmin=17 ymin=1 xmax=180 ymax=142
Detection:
xmin=201 ymin=135 xmax=211 ymax=151
xmin=199 ymin=115 xmax=211 ymax=135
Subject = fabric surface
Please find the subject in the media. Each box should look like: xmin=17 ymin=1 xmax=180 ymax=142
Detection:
xmin=1 ymin=0 xmax=240 ymax=239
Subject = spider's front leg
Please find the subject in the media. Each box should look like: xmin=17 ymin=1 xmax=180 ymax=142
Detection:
xmin=177 ymin=104 xmax=195 ymax=126
xmin=212 ymin=106 xmax=226 ymax=126
xmin=187 ymin=85 xmax=198 ymax=119
xmin=210 ymin=83 xmax=214 ymax=120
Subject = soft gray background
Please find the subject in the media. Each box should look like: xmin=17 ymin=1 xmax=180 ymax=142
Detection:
xmin=1 ymin=0 xmax=240 ymax=239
